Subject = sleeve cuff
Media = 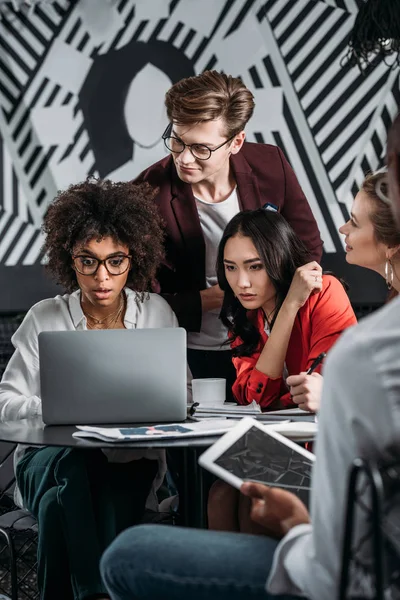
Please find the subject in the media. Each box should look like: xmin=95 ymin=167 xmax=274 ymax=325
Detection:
xmin=247 ymin=368 xmax=282 ymax=402
xmin=267 ymin=524 xmax=313 ymax=596
xmin=31 ymin=396 xmax=42 ymax=418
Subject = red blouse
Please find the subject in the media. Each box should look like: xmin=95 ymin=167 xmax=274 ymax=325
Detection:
xmin=231 ymin=275 xmax=357 ymax=409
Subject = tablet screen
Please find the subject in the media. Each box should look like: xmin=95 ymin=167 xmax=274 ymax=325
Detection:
xmin=214 ymin=425 xmax=313 ymax=503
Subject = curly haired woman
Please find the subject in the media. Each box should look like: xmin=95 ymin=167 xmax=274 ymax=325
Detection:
xmin=0 ymin=179 xmax=180 ymax=600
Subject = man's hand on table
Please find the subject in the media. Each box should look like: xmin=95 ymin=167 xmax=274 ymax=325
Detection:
xmin=240 ymin=481 xmax=310 ymax=539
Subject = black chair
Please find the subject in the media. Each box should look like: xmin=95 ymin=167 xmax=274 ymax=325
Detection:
xmin=339 ymin=458 xmax=400 ymax=600
xmin=0 ymin=315 xmax=39 ymax=600
xmin=0 ymin=441 xmax=39 ymax=600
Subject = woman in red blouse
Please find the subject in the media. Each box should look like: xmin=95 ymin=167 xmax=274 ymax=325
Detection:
xmin=216 ymin=208 xmax=357 ymax=411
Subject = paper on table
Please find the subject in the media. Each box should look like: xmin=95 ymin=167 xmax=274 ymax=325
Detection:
xmin=194 ymin=400 xmax=262 ymax=415
xmin=72 ymin=419 xmax=239 ymax=442
xmin=264 ymin=407 xmax=314 ymax=416
xmin=267 ymin=421 xmax=318 ymax=440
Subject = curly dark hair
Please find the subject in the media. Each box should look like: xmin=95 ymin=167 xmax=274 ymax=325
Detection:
xmin=42 ymin=178 xmax=165 ymax=295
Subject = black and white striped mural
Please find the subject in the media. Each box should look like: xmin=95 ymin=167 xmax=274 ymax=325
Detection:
xmin=0 ymin=0 xmax=399 ymax=310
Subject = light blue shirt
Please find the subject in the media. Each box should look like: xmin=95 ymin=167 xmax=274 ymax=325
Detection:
xmin=268 ymin=296 xmax=400 ymax=599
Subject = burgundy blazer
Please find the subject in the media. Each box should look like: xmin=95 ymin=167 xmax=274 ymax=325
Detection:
xmin=133 ymin=142 xmax=323 ymax=332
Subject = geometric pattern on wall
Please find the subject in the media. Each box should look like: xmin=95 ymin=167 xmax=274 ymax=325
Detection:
xmin=259 ymin=0 xmax=400 ymax=253
xmin=0 ymin=0 xmax=399 ymax=267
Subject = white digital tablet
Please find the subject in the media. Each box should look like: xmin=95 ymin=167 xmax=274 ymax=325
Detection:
xmin=198 ymin=417 xmax=315 ymax=503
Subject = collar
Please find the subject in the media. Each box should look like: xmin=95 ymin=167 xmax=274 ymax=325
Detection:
xmin=169 ymin=144 xmax=260 ymax=211
xmin=230 ymin=147 xmax=261 ymax=210
xmin=68 ymin=288 xmax=139 ymax=329
xmin=230 ymin=148 xmax=252 ymax=174
xmin=68 ymin=290 xmax=85 ymax=328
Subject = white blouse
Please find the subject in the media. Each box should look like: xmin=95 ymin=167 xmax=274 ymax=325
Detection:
xmin=0 ymin=288 xmax=190 ymax=509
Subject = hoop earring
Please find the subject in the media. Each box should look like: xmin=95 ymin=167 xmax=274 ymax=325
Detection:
xmin=385 ymin=259 xmax=394 ymax=290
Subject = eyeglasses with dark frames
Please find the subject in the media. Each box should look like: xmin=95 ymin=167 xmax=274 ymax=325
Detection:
xmin=72 ymin=254 xmax=132 ymax=276
xmin=162 ymin=123 xmax=237 ymax=161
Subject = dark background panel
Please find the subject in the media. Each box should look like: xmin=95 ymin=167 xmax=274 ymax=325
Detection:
xmin=321 ymin=253 xmax=388 ymax=307
xmin=0 ymin=253 xmax=388 ymax=315
xmin=1 ymin=266 xmax=62 ymax=314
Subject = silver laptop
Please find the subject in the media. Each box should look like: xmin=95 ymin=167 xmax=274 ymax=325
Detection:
xmin=39 ymin=328 xmax=187 ymax=425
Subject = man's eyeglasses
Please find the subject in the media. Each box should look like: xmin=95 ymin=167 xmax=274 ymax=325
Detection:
xmin=72 ymin=255 xmax=132 ymax=276
xmin=162 ymin=124 xmax=237 ymax=161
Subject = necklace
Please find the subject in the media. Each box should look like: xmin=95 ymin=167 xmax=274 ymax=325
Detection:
xmin=84 ymin=300 xmax=122 ymax=324
xmin=83 ymin=294 xmax=125 ymax=329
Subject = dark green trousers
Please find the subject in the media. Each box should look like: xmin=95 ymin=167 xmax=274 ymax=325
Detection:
xmin=16 ymin=446 xmax=158 ymax=600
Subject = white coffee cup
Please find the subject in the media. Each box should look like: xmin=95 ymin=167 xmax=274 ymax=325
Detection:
xmin=191 ymin=378 xmax=226 ymax=406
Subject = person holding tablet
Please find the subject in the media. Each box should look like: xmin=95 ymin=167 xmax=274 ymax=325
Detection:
xmin=0 ymin=179 xmax=183 ymax=600
xmin=216 ymin=208 xmax=356 ymax=412
xmin=100 ymin=114 xmax=400 ymax=600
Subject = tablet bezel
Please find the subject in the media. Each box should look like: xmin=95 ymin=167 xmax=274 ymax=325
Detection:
xmin=198 ymin=416 xmax=315 ymax=491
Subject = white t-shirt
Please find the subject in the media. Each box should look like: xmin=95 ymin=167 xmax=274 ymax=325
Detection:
xmin=187 ymin=187 xmax=240 ymax=351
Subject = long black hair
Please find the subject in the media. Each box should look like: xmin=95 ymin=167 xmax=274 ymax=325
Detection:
xmin=217 ymin=209 xmax=311 ymax=357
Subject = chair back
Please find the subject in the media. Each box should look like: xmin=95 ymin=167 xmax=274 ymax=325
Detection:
xmin=339 ymin=458 xmax=400 ymax=600
xmin=0 ymin=442 xmax=16 ymax=511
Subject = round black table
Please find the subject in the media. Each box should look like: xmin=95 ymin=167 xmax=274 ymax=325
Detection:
xmin=0 ymin=414 xmax=315 ymax=448
xmin=0 ymin=414 xmax=316 ymax=528
xmin=0 ymin=418 xmax=223 ymax=449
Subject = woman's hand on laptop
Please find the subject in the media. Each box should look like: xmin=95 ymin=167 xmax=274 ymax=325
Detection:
xmin=240 ymin=481 xmax=310 ymax=539
xmin=286 ymin=372 xmax=323 ymax=413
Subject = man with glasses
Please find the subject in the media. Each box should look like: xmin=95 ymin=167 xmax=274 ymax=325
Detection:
xmin=135 ymin=70 xmax=323 ymax=399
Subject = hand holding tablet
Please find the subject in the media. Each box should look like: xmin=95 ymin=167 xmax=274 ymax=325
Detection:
xmin=240 ymin=480 xmax=311 ymax=538
xmin=198 ymin=417 xmax=316 ymax=505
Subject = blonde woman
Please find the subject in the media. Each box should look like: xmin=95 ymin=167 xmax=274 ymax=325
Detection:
xmin=288 ymin=170 xmax=400 ymax=409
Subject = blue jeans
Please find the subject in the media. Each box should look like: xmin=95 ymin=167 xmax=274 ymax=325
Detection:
xmin=101 ymin=524 xmax=302 ymax=599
